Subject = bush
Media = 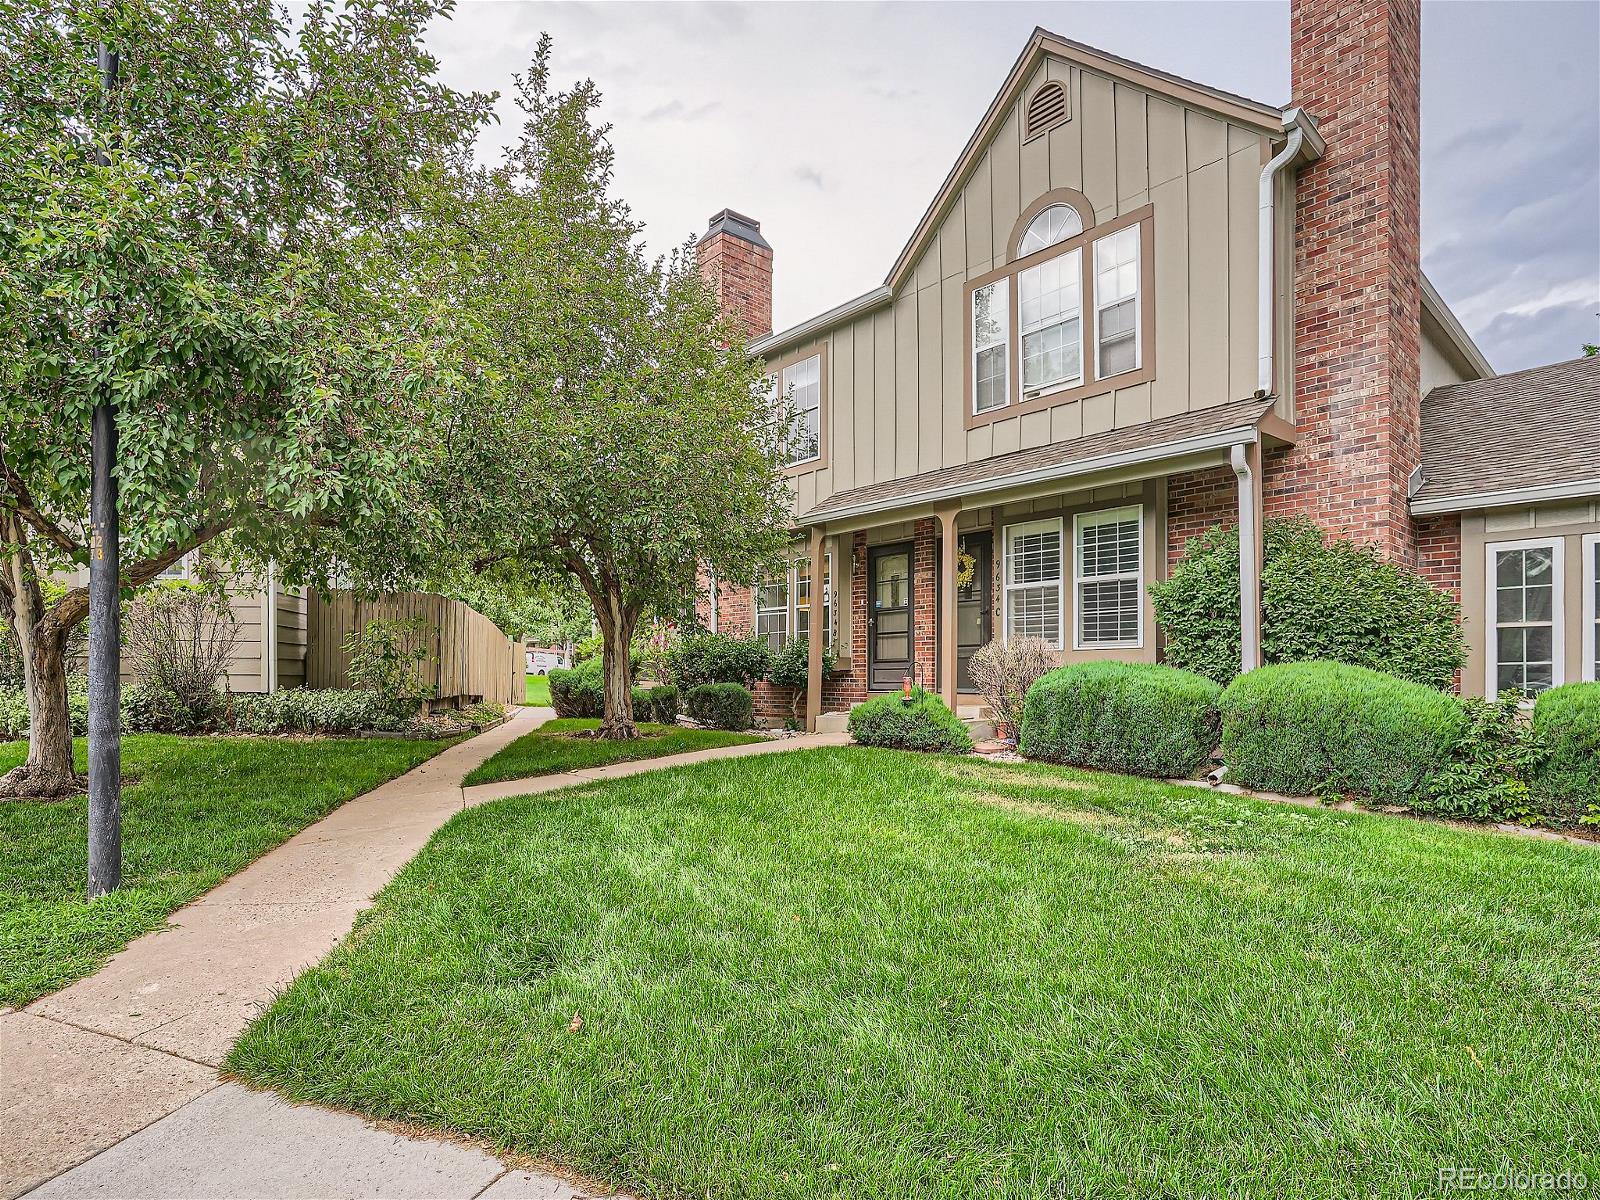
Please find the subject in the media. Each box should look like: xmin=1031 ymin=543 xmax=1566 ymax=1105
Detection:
xmin=343 ymin=616 xmax=434 ymax=710
xmin=1218 ymin=662 xmax=1464 ymax=805
xmin=231 ymin=688 xmax=411 ymax=735
xmin=1149 ymin=517 xmax=1465 ymax=688
xmin=685 ymin=682 xmax=754 ymax=731
xmin=123 ymin=581 xmax=239 ymax=723
xmin=632 ymin=683 xmax=679 ymax=725
xmin=968 ymin=638 xmax=1053 ymax=741
xmin=549 ymin=659 xmax=605 ymax=718
xmin=1531 ymin=683 xmax=1600 ymax=824
xmin=0 ymin=679 xmax=88 ymax=739
xmin=848 ymin=687 xmax=972 ymax=754
xmin=1019 ymin=661 xmax=1221 ymax=778
xmin=1418 ymin=693 xmax=1545 ymax=823
xmin=665 ymin=632 xmax=773 ymax=690
xmin=766 ymin=637 xmax=837 ymax=723
xmin=121 ymin=681 xmax=223 ymax=734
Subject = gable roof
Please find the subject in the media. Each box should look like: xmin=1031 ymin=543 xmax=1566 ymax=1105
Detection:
xmin=750 ymin=28 xmax=1285 ymax=361
xmin=1412 ymin=355 xmax=1600 ymax=514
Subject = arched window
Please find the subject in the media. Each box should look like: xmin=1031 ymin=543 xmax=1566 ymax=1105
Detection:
xmin=1016 ymin=203 xmax=1084 ymax=258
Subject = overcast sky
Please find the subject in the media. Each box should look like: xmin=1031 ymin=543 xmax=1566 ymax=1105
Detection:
xmin=426 ymin=1 xmax=1600 ymax=373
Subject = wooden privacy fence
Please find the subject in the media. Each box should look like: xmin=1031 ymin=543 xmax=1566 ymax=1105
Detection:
xmin=306 ymin=591 xmax=519 ymax=707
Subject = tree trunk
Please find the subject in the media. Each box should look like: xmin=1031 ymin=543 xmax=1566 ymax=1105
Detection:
xmin=0 ymin=563 xmax=81 ymax=799
xmin=595 ymin=596 xmax=639 ymax=741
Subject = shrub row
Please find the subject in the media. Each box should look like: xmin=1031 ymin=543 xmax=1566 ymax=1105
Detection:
xmin=1531 ymin=683 xmax=1600 ymax=823
xmin=848 ymin=688 xmax=972 ymax=754
xmin=231 ymin=689 xmax=415 ymax=735
xmin=1020 ymin=662 xmax=1220 ymax=779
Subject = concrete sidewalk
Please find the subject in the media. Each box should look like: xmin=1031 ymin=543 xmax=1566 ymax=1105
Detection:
xmin=3 ymin=710 xmax=848 ymax=1198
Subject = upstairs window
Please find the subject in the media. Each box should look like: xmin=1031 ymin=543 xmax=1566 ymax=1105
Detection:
xmin=1017 ymin=203 xmax=1083 ymax=258
xmin=1019 ymin=249 xmax=1082 ymax=396
xmin=1094 ymin=226 xmax=1141 ymax=379
xmin=971 ymin=278 xmax=1010 ymax=414
xmin=774 ymin=355 xmax=821 ymax=466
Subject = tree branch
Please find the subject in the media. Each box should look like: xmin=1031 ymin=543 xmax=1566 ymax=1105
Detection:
xmin=0 ymin=460 xmax=81 ymax=556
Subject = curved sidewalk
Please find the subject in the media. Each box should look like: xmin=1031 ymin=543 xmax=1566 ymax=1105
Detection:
xmin=2 ymin=709 xmax=846 ymax=1199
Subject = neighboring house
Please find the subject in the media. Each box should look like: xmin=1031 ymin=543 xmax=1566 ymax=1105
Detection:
xmin=696 ymin=0 xmax=1600 ymax=729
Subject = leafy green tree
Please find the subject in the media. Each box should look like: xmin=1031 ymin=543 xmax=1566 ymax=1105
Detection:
xmin=419 ymin=41 xmax=791 ymax=739
xmin=443 ymin=577 xmax=593 ymax=654
xmin=0 ymin=0 xmax=489 ymax=795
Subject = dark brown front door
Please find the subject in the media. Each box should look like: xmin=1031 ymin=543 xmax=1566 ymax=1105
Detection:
xmin=955 ymin=530 xmax=993 ymax=692
xmin=868 ymin=543 xmax=913 ymax=690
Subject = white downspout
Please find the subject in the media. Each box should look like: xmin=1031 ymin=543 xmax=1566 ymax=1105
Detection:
xmin=264 ymin=561 xmax=279 ymax=694
xmin=1230 ymin=444 xmax=1261 ymax=674
xmin=707 ymin=567 xmax=719 ymax=633
xmin=1258 ymin=118 xmax=1306 ymax=397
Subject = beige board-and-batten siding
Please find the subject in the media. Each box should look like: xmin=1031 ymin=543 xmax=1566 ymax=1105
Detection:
xmin=306 ymin=591 xmax=519 ymax=707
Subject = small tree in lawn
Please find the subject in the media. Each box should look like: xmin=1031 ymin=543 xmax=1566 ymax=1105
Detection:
xmin=422 ymin=40 xmax=791 ymax=739
xmin=0 ymin=0 xmax=489 ymax=796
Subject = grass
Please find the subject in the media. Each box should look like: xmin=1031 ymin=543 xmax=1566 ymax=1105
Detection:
xmin=524 ymin=673 xmax=551 ymax=707
xmin=229 ymin=747 xmax=1600 ymax=1198
xmin=463 ymin=717 xmax=762 ymax=786
xmin=0 ymin=733 xmax=451 ymax=1007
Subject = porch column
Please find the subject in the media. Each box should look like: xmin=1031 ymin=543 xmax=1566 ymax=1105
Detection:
xmin=1230 ymin=442 xmax=1264 ymax=673
xmin=937 ymin=506 xmax=959 ymax=711
xmin=805 ymin=526 xmax=826 ymax=732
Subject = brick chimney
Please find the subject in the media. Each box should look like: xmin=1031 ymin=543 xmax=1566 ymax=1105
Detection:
xmin=1265 ymin=0 xmax=1424 ymax=563
xmin=697 ymin=209 xmax=773 ymax=340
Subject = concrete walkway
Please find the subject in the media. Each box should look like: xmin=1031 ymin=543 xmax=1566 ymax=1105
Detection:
xmin=3 ymin=709 xmax=848 ymax=1199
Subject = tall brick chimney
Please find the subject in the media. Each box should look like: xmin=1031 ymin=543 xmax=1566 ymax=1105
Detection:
xmin=1265 ymin=0 xmax=1424 ymax=563
xmin=697 ymin=209 xmax=773 ymax=341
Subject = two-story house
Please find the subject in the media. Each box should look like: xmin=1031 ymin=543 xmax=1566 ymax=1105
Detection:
xmin=697 ymin=0 xmax=1600 ymax=731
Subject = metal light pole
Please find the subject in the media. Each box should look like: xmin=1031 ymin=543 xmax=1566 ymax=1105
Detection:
xmin=87 ymin=41 xmax=122 ymax=900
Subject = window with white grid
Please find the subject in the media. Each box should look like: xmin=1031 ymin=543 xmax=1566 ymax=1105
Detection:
xmin=754 ymin=574 xmax=789 ymax=652
xmin=795 ymin=553 xmax=833 ymax=650
xmin=1003 ymin=518 xmax=1063 ymax=649
xmin=1019 ymin=248 xmax=1082 ymax=396
xmin=1093 ymin=226 xmax=1140 ymax=380
xmin=777 ymin=355 xmax=821 ymax=466
xmin=1487 ymin=538 xmax=1563 ymax=697
xmin=971 ymin=278 xmax=1010 ymax=414
xmin=1074 ymin=506 xmax=1142 ymax=649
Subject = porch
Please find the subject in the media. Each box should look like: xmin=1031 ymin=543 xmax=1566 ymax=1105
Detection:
xmin=795 ymin=397 xmax=1295 ymax=730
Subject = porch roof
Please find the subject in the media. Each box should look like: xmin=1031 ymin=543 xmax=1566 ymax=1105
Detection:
xmin=801 ymin=396 xmax=1280 ymax=525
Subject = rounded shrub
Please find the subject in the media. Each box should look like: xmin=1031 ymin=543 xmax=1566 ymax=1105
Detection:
xmin=685 ymin=682 xmax=755 ymax=731
xmin=548 ymin=659 xmax=604 ymax=718
xmin=632 ymin=683 xmax=680 ymax=726
xmin=1218 ymin=661 xmax=1465 ymax=804
xmin=1018 ymin=661 xmax=1222 ymax=778
xmin=847 ymin=688 xmax=972 ymax=754
xmin=1149 ymin=517 xmax=1465 ymax=689
xmin=665 ymin=633 xmax=772 ymax=690
xmin=1530 ymin=682 xmax=1600 ymax=823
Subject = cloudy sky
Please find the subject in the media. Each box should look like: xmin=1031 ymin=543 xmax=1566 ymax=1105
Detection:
xmin=426 ymin=1 xmax=1600 ymax=373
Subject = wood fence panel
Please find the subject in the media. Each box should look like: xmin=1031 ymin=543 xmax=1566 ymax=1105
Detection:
xmin=305 ymin=591 xmax=517 ymax=706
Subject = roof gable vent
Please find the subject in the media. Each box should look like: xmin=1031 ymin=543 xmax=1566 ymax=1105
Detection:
xmin=1025 ymin=81 xmax=1069 ymax=140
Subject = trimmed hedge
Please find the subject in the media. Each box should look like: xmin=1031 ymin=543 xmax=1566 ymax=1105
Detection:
xmin=549 ymin=659 xmax=604 ymax=719
xmin=848 ymin=688 xmax=972 ymax=754
xmin=1019 ymin=662 xmax=1221 ymax=778
xmin=1531 ymin=682 xmax=1600 ymax=823
xmin=666 ymin=633 xmax=773 ymax=689
xmin=632 ymin=683 xmax=679 ymax=726
xmin=1218 ymin=661 xmax=1464 ymax=805
xmin=685 ymin=682 xmax=754 ymax=731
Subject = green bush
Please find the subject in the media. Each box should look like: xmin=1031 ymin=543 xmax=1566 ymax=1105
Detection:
xmin=848 ymin=687 xmax=972 ymax=754
xmin=122 ymin=681 xmax=225 ymax=734
xmin=548 ymin=659 xmax=605 ymax=719
xmin=342 ymin=616 xmax=434 ymax=708
xmin=1418 ymin=693 xmax=1544 ymax=823
xmin=1218 ymin=662 xmax=1464 ymax=805
xmin=685 ymin=682 xmax=754 ymax=731
xmin=231 ymin=688 xmax=411 ymax=735
xmin=666 ymin=632 xmax=773 ymax=690
xmin=1149 ymin=517 xmax=1465 ymax=688
xmin=1531 ymin=683 xmax=1600 ymax=824
xmin=0 ymin=679 xmax=88 ymax=740
xmin=632 ymin=683 xmax=680 ymax=725
xmin=1019 ymin=661 xmax=1221 ymax=778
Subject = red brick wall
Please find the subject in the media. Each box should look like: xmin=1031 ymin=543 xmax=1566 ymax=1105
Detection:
xmin=1414 ymin=513 xmax=1462 ymax=599
xmin=696 ymin=220 xmax=773 ymax=340
xmin=1266 ymin=0 xmax=1424 ymax=565
xmin=912 ymin=519 xmax=938 ymax=690
xmin=1166 ymin=467 xmax=1239 ymax=572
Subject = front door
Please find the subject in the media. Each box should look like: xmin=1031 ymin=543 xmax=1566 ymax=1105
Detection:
xmin=868 ymin=543 xmax=914 ymax=690
xmin=955 ymin=530 xmax=993 ymax=692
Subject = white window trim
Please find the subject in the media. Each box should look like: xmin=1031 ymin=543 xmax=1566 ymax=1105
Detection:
xmin=971 ymin=276 xmax=1012 ymax=417
xmin=795 ymin=552 xmax=834 ymax=650
xmin=1072 ymin=505 xmax=1144 ymax=651
xmin=1484 ymin=536 xmax=1565 ymax=698
xmin=157 ymin=551 xmax=195 ymax=581
xmin=1092 ymin=229 xmax=1142 ymax=382
xmin=1018 ymin=247 xmax=1084 ymax=401
xmin=1582 ymin=532 xmax=1598 ymax=683
xmin=753 ymin=574 xmax=789 ymax=650
xmin=1001 ymin=517 xmax=1065 ymax=649
xmin=776 ymin=357 xmax=822 ymax=469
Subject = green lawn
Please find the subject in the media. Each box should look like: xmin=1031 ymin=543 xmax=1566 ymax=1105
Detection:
xmin=229 ymin=747 xmax=1600 ymax=1198
xmin=0 ymin=733 xmax=451 ymax=1007
xmin=463 ymin=717 xmax=762 ymax=786
xmin=524 ymin=673 xmax=551 ymax=706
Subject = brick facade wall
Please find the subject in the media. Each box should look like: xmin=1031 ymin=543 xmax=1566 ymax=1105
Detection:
xmin=696 ymin=220 xmax=773 ymax=341
xmin=912 ymin=519 xmax=939 ymax=690
xmin=1414 ymin=513 xmax=1462 ymax=599
xmin=1166 ymin=467 xmax=1240 ymax=572
xmin=1264 ymin=0 xmax=1425 ymax=567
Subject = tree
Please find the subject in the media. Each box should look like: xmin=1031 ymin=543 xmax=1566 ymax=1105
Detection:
xmin=443 ymin=576 xmax=592 ymax=654
xmin=0 ymin=0 xmax=490 ymax=795
xmin=420 ymin=40 xmax=791 ymax=739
